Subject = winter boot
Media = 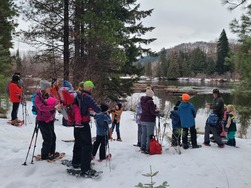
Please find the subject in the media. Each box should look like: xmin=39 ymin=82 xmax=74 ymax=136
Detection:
xmin=11 ymin=119 xmax=18 ymax=126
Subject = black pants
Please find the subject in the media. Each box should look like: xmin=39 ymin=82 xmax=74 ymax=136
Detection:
xmin=92 ymin=135 xmax=107 ymax=160
xmin=38 ymin=120 xmax=56 ymax=159
xmin=204 ymin=124 xmax=223 ymax=146
xmin=11 ymin=102 xmax=20 ymax=120
xmin=182 ymin=125 xmax=197 ymax=147
xmin=72 ymin=125 xmax=92 ymax=172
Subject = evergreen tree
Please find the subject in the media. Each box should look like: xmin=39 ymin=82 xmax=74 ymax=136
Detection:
xmin=158 ymin=48 xmax=168 ymax=79
xmin=216 ymin=29 xmax=230 ymax=75
xmin=0 ymin=0 xmax=18 ymax=77
xmin=167 ymin=51 xmax=181 ymax=79
xmin=189 ymin=48 xmax=207 ymax=75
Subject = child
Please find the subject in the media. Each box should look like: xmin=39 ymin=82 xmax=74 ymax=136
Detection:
xmin=225 ymin=105 xmax=237 ymax=146
xmin=178 ymin=94 xmax=201 ymax=149
xmin=92 ymin=103 xmax=112 ymax=161
xmin=110 ymin=103 xmax=123 ymax=141
xmin=170 ymin=100 xmax=181 ymax=146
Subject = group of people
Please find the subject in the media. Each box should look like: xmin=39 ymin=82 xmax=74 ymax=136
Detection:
xmin=135 ymin=87 xmax=237 ymax=154
xmin=6 ymin=73 xmax=237 ymax=176
xmin=6 ymin=75 xmax=123 ymax=177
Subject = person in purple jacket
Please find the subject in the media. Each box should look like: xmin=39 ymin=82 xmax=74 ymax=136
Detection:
xmin=140 ymin=88 xmax=160 ymax=154
xmin=35 ymin=80 xmax=59 ymax=160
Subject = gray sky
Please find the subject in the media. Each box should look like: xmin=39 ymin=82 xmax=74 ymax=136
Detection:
xmin=13 ymin=0 xmax=243 ymax=53
xmin=137 ymin=0 xmax=243 ymax=52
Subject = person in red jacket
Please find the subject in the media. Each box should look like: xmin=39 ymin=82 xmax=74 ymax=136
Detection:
xmin=8 ymin=74 xmax=23 ymax=126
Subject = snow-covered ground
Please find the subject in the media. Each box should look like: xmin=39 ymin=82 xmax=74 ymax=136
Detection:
xmin=1 ymin=101 xmax=251 ymax=188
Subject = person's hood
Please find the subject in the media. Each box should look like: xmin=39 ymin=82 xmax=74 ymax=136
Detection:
xmin=179 ymin=102 xmax=190 ymax=108
xmin=140 ymin=96 xmax=153 ymax=103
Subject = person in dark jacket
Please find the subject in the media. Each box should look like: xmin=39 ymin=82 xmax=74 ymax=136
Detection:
xmin=170 ymin=101 xmax=181 ymax=146
xmin=204 ymin=89 xmax=225 ymax=146
xmin=71 ymin=80 xmax=101 ymax=177
xmin=8 ymin=74 xmax=23 ymax=126
xmin=92 ymin=103 xmax=112 ymax=161
xmin=206 ymin=89 xmax=225 ymax=121
xmin=140 ymin=88 xmax=160 ymax=154
xmin=35 ymin=80 xmax=58 ymax=160
xmin=178 ymin=94 xmax=201 ymax=149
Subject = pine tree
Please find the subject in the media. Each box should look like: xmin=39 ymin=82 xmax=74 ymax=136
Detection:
xmin=0 ymin=0 xmax=18 ymax=77
xmin=216 ymin=29 xmax=230 ymax=75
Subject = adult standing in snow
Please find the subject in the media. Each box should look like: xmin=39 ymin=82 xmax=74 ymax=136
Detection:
xmin=206 ymin=89 xmax=225 ymax=122
xmin=8 ymin=74 xmax=23 ymax=126
xmin=71 ymin=80 xmax=101 ymax=177
xmin=178 ymin=93 xmax=201 ymax=149
xmin=110 ymin=103 xmax=123 ymax=141
xmin=140 ymin=88 xmax=160 ymax=154
xmin=35 ymin=80 xmax=59 ymax=160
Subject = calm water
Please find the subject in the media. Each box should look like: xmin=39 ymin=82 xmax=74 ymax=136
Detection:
xmin=147 ymin=80 xmax=234 ymax=110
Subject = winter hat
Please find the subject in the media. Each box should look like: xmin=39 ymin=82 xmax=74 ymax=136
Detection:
xmin=182 ymin=93 xmax=190 ymax=101
xmin=175 ymin=100 xmax=181 ymax=107
xmin=84 ymin=80 xmax=95 ymax=88
xmin=62 ymin=80 xmax=73 ymax=89
xmin=100 ymin=103 xmax=109 ymax=112
xmin=146 ymin=89 xmax=154 ymax=97
xmin=78 ymin=81 xmax=84 ymax=88
xmin=40 ymin=80 xmax=51 ymax=90
xmin=51 ymin=78 xmax=57 ymax=85
xmin=12 ymin=74 xmax=20 ymax=82
xmin=213 ymin=89 xmax=220 ymax=94
xmin=117 ymin=103 xmax=122 ymax=110
xmin=46 ymin=97 xmax=56 ymax=105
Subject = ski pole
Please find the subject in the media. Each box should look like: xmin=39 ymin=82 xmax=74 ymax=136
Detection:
xmin=161 ymin=122 xmax=167 ymax=145
xmin=105 ymin=123 xmax=112 ymax=172
xmin=31 ymin=121 xmax=39 ymax=164
xmin=22 ymin=121 xmax=38 ymax=165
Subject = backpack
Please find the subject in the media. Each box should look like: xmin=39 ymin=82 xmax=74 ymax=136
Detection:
xmin=149 ymin=135 xmax=162 ymax=155
xmin=206 ymin=113 xmax=219 ymax=126
xmin=31 ymin=93 xmax=38 ymax=115
xmin=58 ymin=88 xmax=84 ymax=126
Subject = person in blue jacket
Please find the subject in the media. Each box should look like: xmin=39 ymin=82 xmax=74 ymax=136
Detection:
xmin=178 ymin=93 xmax=201 ymax=149
xmin=170 ymin=100 xmax=181 ymax=146
xmin=92 ymin=103 xmax=112 ymax=161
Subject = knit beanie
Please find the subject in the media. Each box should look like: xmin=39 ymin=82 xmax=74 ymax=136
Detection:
xmin=12 ymin=74 xmax=20 ymax=82
xmin=62 ymin=80 xmax=73 ymax=89
xmin=182 ymin=93 xmax=190 ymax=101
xmin=100 ymin=103 xmax=109 ymax=112
xmin=146 ymin=89 xmax=154 ymax=97
xmin=40 ymin=80 xmax=51 ymax=90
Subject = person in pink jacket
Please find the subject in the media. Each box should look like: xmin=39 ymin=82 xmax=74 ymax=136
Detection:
xmin=34 ymin=80 xmax=59 ymax=160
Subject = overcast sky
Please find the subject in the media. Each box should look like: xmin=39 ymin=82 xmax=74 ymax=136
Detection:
xmin=13 ymin=0 xmax=243 ymax=53
xmin=137 ymin=0 xmax=243 ymax=52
